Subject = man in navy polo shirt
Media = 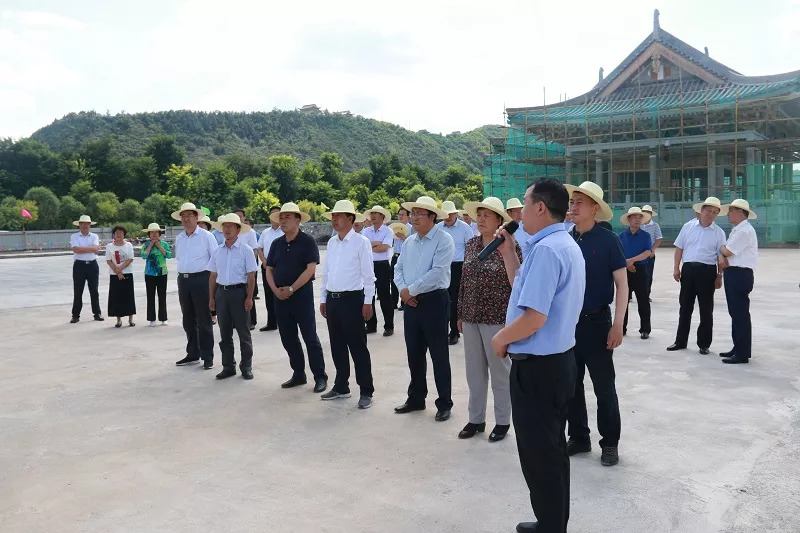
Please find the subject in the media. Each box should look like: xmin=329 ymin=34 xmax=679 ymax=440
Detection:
xmin=265 ymin=202 xmax=328 ymax=393
xmin=564 ymin=182 xmax=628 ymax=467
xmin=618 ymin=207 xmax=654 ymax=339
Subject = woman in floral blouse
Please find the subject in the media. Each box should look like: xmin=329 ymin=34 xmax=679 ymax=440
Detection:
xmin=140 ymin=222 xmax=172 ymax=327
xmin=457 ymin=197 xmax=522 ymax=442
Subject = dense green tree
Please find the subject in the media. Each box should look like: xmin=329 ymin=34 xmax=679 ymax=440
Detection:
xmin=69 ymin=179 xmax=95 ymax=204
xmin=346 ymin=168 xmax=372 ymax=188
xmin=445 ymin=192 xmax=466 ymax=209
xmin=166 ymin=164 xmax=197 ymax=199
xmin=348 ymin=184 xmax=370 ymax=210
xmin=225 ymin=153 xmax=267 ymax=181
xmin=268 ymin=155 xmax=299 ymax=201
xmin=247 ymin=190 xmax=281 ymax=223
xmin=118 ymin=156 xmax=159 ymax=201
xmin=442 ymin=165 xmax=471 ymax=188
xmin=79 ymin=138 xmax=118 ymax=192
xmin=0 ymin=197 xmax=38 ymax=230
xmin=368 ymin=154 xmax=393 ymax=190
xmin=87 ymin=191 xmax=120 ymax=224
xmin=300 ymin=161 xmax=323 ymax=183
xmin=382 ymin=176 xmax=411 ymax=198
xmin=119 ymin=198 xmax=144 ymax=224
xmin=0 ymin=138 xmax=62 ymax=197
xmin=145 ymin=135 xmax=185 ymax=179
xmin=24 ymin=187 xmax=60 ymax=229
xmin=142 ymin=193 xmax=179 ymax=225
xmin=195 ymin=160 xmax=237 ymax=215
xmin=230 ymin=182 xmax=254 ymax=211
xmin=403 ymin=184 xmax=434 ymax=202
xmin=59 ymin=195 xmax=86 ymax=228
xmin=367 ymin=189 xmax=392 ymax=209
xmin=298 ymin=180 xmax=340 ymax=206
xmin=319 ymin=152 xmax=344 ymax=189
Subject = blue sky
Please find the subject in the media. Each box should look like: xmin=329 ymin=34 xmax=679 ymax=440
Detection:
xmin=1 ymin=0 xmax=798 ymax=139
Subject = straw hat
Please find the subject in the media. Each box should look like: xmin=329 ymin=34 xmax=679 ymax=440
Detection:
xmin=362 ymin=204 xmax=392 ymax=221
xmin=142 ymin=222 xmax=165 ymax=233
xmin=355 ymin=213 xmax=367 ymax=224
xmin=440 ymin=200 xmax=459 ymax=215
xmin=73 ymin=215 xmax=97 ymax=226
xmin=564 ymin=181 xmax=614 ymax=222
xmin=724 ymin=198 xmax=757 ymax=219
xmin=505 ymin=198 xmax=524 ymax=210
xmin=692 ymin=197 xmax=728 ymax=215
xmin=389 ymin=222 xmax=410 ymax=236
xmin=212 ymin=213 xmax=248 ymax=232
xmin=198 ymin=214 xmax=213 ymax=226
xmin=270 ymin=202 xmax=311 ymax=224
xmin=463 ymin=197 xmax=512 ymax=223
xmin=322 ymin=200 xmax=358 ymax=220
xmin=401 ymin=196 xmax=448 ymax=220
xmin=620 ymin=207 xmax=652 ymax=226
xmin=642 ymin=205 xmax=658 ymax=217
xmin=171 ymin=202 xmax=204 ymax=221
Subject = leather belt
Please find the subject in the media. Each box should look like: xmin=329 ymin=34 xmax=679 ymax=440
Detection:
xmin=328 ymin=290 xmax=363 ymax=299
xmin=726 ymin=266 xmax=752 ymax=271
xmin=75 ymin=260 xmax=95 ymax=265
xmin=180 ymin=271 xmax=208 ymax=278
xmin=580 ymin=306 xmax=608 ymax=317
xmin=415 ymin=288 xmax=447 ymax=301
xmin=216 ymin=283 xmax=246 ymax=290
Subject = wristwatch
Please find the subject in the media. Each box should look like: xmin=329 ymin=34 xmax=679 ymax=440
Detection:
xmin=288 ymin=286 xmax=294 ymax=294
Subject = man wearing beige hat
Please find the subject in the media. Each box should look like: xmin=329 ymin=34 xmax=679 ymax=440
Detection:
xmin=173 ymin=202 xmax=219 ymax=368
xmin=618 ymin=207 xmax=654 ymax=339
xmin=390 ymin=208 xmax=413 ymax=310
xmin=437 ymin=200 xmax=476 ymax=345
xmin=718 ymin=199 xmax=759 ymax=364
xmin=641 ymin=205 xmax=662 ymax=299
xmin=70 ymin=215 xmax=104 ymax=323
xmin=564 ymin=181 xmax=627 ymax=467
xmin=394 ymin=196 xmax=455 ymax=421
xmin=667 ymin=197 xmax=727 ymax=355
xmin=362 ymin=205 xmax=395 ymax=336
xmin=507 ymin=197 xmax=533 ymax=256
xmin=233 ymin=208 xmax=259 ymax=331
xmin=265 ymin=202 xmax=328 ymax=393
xmin=319 ymin=200 xmax=376 ymax=408
xmin=208 ymin=213 xmax=258 ymax=380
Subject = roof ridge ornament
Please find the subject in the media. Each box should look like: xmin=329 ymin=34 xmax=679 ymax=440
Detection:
xmin=653 ymin=9 xmax=661 ymax=38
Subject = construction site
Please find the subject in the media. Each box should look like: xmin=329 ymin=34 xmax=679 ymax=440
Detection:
xmin=484 ymin=10 xmax=800 ymax=244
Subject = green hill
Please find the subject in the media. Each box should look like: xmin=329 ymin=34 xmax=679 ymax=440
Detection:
xmin=31 ymin=110 xmax=502 ymax=173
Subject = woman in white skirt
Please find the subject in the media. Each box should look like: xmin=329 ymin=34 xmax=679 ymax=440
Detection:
xmin=457 ymin=197 xmax=522 ymax=442
xmin=106 ymin=225 xmax=136 ymax=327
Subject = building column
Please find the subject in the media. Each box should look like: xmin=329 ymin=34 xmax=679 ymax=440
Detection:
xmin=649 ymin=154 xmax=658 ymax=203
xmin=565 ymin=159 xmax=573 ymax=185
xmin=745 ymin=147 xmax=756 ymax=200
xmin=594 ymin=154 xmax=603 ymax=188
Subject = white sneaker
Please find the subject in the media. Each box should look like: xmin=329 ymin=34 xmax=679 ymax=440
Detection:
xmin=161 ymin=321 xmax=168 ymax=326
xmin=149 ymin=321 xmax=156 ymax=327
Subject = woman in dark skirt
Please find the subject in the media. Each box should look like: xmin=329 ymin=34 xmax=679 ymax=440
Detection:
xmin=105 ymin=225 xmax=137 ymax=327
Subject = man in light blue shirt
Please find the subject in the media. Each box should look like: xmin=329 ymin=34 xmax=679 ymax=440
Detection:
xmin=507 ymin=197 xmax=534 ymax=257
xmin=394 ymin=196 xmax=455 ymax=422
xmin=437 ymin=200 xmax=476 ymax=345
xmin=491 ymin=179 xmax=585 ymax=533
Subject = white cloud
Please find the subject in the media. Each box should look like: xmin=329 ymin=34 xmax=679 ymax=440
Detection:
xmin=1 ymin=10 xmax=86 ymax=30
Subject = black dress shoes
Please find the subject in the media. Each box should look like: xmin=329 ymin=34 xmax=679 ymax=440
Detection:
xmin=383 ymin=329 xmax=394 ymax=337
xmin=259 ymin=324 xmax=277 ymax=332
xmin=281 ymin=376 xmax=308 ymax=388
xmin=719 ymin=349 xmax=735 ymax=358
xmin=666 ymin=343 xmax=687 ymax=351
xmin=216 ymin=369 xmax=236 ymax=379
xmin=313 ymin=377 xmax=328 ymax=393
xmin=70 ymin=316 xmax=79 ymax=323
xmin=488 ymin=424 xmax=510 ymax=442
xmin=241 ymin=368 xmax=253 ymax=380
xmin=722 ymin=356 xmax=749 ymax=364
xmin=365 ymin=327 xmax=377 ymax=334
xmin=176 ymin=356 xmax=200 ymax=366
xmin=458 ymin=422 xmax=485 ymax=439
xmin=640 ymin=332 xmax=649 ymax=340
xmin=93 ymin=314 xmax=105 ymax=321
xmin=567 ymin=438 xmax=591 ymax=456
xmin=435 ymin=409 xmax=451 ymax=422
xmin=448 ymin=333 xmax=459 ymax=345
xmin=699 ymin=347 xmax=710 ymax=355
xmin=394 ymin=402 xmax=425 ymax=414
xmin=203 ymin=360 xmax=213 ymax=369
xmin=516 ymin=522 xmax=538 ymax=533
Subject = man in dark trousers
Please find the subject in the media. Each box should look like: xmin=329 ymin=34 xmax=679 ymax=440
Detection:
xmin=564 ymin=181 xmax=628 ymax=467
xmin=319 ymin=200 xmax=376 ymax=409
xmin=437 ymin=200 xmax=476 ymax=345
xmin=69 ymin=215 xmax=104 ymax=323
xmin=208 ymin=213 xmax=258 ymax=380
xmin=393 ymin=196 xmax=455 ymax=422
xmin=618 ymin=207 xmax=654 ymax=339
xmin=667 ymin=197 xmax=727 ymax=355
xmin=390 ymin=207 xmax=413 ymax=310
xmin=256 ymin=205 xmax=284 ymax=332
xmin=718 ymin=198 xmax=759 ymax=364
xmin=265 ymin=202 xmax=328 ymax=393
xmin=641 ymin=205 xmax=663 ymax=299
xmin=491 ymin=178 xmax=585 ymax=533
xmin=361 ymin=205 xmax=395 ymax=336
xmin=173 ymin=202 xmax=218 ymax=369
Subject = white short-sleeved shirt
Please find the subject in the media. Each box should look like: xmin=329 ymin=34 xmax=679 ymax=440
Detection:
xmin=258 ymin=226 xmax=284 ymax=260
xmin=237 ymin=228 xmax=259 ymax=251
xmin=175 ymin=226 xmax=218 ymax=274
xmin=361 ymin=224 xmax=394 ymax=261
xmin=105 ymin=241 xmax=135 ymax=274
xmin=674 ymin=219 xmax=726 ymax=265
xmin=71 ymin=232 xmax=99 ymax=261
xmin=207 ymin=240 xmax=258 ymax=286
xmin=725 ymin=220 xmax=758 ymax=269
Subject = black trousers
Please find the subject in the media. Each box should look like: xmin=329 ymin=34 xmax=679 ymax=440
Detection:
xmin=178 ymin=272 xmax=215 ymax=363
xmin=646 ymin=255 xmax=656 ymax=295
xmin=216 ymin=286 xmax=253 ymax=370
xmin=403 ymin=289 xmax=452 ymax=410
xmin=676 ymin=262 xmax=717 ymax=349
xmin=511 ymin=350 xmax=576 ymax=533
xmin=260 ymin=267 xmax=277 ymax=329
xmin=145 ymin=274 xmax=168 ymax=322
xmin=568 ymin=307 xmax=621 ymax=448
xmin=327 ymin=291 xmax=374 ymax=396
xmin=366 ymin=260 xmax=394 ymax=331
xmin=390 ymin=254 xmax=400 ymax=308
xmin=623 ymin=266 xmax=651 ymax=334
xmin=72 ymin=260 xmax=101 ymax=318
xmin=448 ymin=261 xmax=463 ymax=337
xmin=724 ymin=267 xmax=754 ymax=358
xmin=276 ymin=286 xmax=327 ymax=381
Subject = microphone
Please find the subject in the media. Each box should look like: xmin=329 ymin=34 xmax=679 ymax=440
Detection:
xmin=478 ymin=221 xmax=519 ymax=261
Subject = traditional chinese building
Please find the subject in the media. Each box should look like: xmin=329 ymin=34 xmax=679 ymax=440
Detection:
xmin=485 ymin=10 xmax=800 ymax=242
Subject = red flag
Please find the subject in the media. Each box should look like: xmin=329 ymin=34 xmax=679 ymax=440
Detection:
xmin=21 ymin=208 xmax=33 ymax=219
